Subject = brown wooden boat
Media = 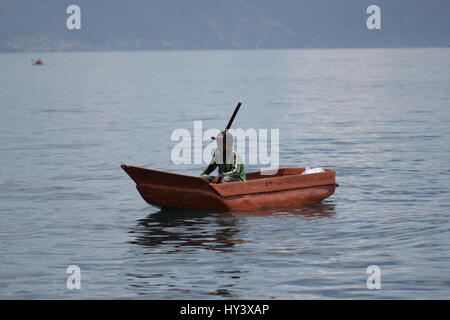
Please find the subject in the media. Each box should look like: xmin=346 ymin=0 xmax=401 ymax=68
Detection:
xmin=121 ymin=164 xmax=337 ymax=211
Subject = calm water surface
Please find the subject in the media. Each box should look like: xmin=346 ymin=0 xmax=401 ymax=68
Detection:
xmin=0 ymin=49 xmax=449 ymax=299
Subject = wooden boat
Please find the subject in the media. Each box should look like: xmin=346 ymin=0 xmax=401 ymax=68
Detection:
xmin=32 ymin=59 xmax=43 ymax=65
xmin=121 ymin=164 xmax=338 ymax=211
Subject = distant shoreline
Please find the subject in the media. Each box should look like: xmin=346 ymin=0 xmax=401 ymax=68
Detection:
xmin=1 ymin=46 xmax=449 ymax=54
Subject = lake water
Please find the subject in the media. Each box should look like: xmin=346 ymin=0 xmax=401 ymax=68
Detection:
xmin=0 ymin=48 xmax=449 ymax=299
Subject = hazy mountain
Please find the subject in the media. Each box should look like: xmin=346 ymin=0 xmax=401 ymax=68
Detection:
xmin=0 ymin=0 xmax=449 ymax=52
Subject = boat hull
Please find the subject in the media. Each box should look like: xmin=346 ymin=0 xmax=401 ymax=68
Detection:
xmin=121 ymin=165 xmax=337 ymax=211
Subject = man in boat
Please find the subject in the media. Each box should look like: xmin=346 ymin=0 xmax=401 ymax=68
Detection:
xmin=200 ymin=130 xmax=246 ymax=183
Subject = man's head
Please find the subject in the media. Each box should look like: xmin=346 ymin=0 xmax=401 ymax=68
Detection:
xmin=216 ymin=130 xmax=233 ymax=151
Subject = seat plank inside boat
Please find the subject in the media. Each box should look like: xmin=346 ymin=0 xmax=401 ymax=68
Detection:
xmin=245 ymin=168 xmax=304 ymax=180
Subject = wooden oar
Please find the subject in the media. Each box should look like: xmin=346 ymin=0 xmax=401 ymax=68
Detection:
xmin=211 ymin=102 xmax=242 ymax=140
xmin=226 ymin=102 xmax=241 ymax=130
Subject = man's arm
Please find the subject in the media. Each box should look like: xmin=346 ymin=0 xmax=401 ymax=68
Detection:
xmin=201 ymin=153 xmax=217 ymax=176
xmin=221 ymin=151 xmax=238 ymax=176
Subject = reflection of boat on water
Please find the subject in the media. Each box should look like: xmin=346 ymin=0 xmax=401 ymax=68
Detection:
xmin=127 ymin=203 xmax=336 ymax=297
xmin=236 ymin=201 xmax=337 ymax=218
xmin=121 ymin=165 xmax=338 ymax=212
xmin=130 ymin=209 xmax=245 ymax=253
xmin=130 ymin=202 xmax=336 ymax=252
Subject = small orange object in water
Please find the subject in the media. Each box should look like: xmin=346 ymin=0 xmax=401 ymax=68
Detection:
xmin=121 ymin=165 xmax=338 ymax=212
xmin=32 ymin=59 xmax=43 ymax=65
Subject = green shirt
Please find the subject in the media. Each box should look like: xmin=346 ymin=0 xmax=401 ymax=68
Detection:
xmin=201 ymin=150 xmax=246 ymax=181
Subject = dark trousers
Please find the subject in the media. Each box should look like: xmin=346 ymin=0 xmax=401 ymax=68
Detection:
xmin=200 ymin=175 xmax=240 ymax=183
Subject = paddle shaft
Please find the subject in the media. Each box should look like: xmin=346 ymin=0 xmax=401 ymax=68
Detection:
xmin=225 ymin=102 xmax=241 ymax=130
xmin=211 ymin=102 xmax=242 ymax=140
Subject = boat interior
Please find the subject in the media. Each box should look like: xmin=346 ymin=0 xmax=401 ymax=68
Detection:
xmin=245 ymin=168 xmax=305 ymax=180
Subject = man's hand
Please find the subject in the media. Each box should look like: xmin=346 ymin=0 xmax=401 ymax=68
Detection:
xmin=211 ymin=176 xmax=221 ymax=184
